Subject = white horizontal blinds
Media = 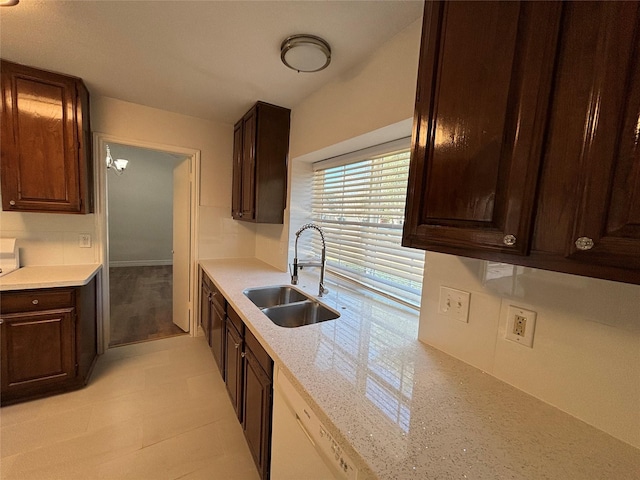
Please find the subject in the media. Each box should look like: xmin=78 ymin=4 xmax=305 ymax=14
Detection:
xmin=311 ymin=141 xmax=424 ymax=306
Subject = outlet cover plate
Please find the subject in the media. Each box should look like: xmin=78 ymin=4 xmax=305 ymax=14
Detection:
xmin=505 ymin=305 xmax=537 ymax=347
xmin=438 ymin=286 xmax=470 ymax=323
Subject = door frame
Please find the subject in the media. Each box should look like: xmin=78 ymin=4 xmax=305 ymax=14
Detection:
xmin=93 ymin=132 xmax=201 ymax=353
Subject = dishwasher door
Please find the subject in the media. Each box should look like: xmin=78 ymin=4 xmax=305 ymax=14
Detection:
xmin=271 ymin=366 xmax=358 ymax=480
xmin=271 ymin=381 xmax=337 ymax=479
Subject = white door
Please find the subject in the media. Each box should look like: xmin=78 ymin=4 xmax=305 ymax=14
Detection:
xmin=172 ymin=158 xmax=191 ymax=332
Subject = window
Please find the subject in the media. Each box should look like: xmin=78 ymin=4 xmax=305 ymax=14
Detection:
xmin=311 ymin=138 xmax=424 ymax=307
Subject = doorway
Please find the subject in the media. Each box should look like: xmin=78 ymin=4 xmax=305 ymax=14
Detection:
xmin=106 ymin=143 xmax=188 ymax=346
xmin=94 ymin=134 xmax=200 ymax=352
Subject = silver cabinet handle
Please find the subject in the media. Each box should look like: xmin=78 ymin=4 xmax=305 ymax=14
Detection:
xmin=238 ymin=212 xmax=243 ymax=217
xmin=234 ymin=343 xmax=240 ymax=349
xmin=32 ymin=299 xmax=39 ymax=305
xmin=503 ymin=234 xmax=516 ymax=246
xmin=575 ymin=237 xmax=594 ymax=251
xmin=241 ymin=352 xmax=246 ymax=358
xmin=9 ymin=200 xmax=16 ymax=206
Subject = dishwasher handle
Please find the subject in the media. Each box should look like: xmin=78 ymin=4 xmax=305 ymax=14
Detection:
xmin=295 ymin=413 xmax=316 ymax=447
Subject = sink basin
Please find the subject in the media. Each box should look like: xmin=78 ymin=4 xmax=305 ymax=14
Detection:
xmin=262 ymin=301 xmax=340 ymax=328
xmin=243 ymin=285 xmax=309 ymax=308
xmin=243 ymin=285 xmax=340 ymax=328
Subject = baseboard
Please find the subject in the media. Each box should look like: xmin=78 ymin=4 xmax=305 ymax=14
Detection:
xmin=109 ymin=260 xmax=173 ymax=268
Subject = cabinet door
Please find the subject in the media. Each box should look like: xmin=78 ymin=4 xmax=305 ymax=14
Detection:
xmin=563 ymin=1 xmax=640 ymax=269
xmin=0 ymin=61 xmax=90 ymax=213
xmin=210 ymin=299 xmax=225 ymax=377
xmin=232 ymin=121 xmax=243 ymax=219
xmin=225 ymin=320 xmax=243 ymax=421
xmin=241 ymin=108 xmax=257 ymax=221
xmin=403 ymin=1 xmax=562 ymax=256
xmin=243 ymin=349 xmax=272 ymax=480
xmin=1 ymin=308 xmax=76 ymax=401
xmin=200 ymin=279 xmax=211 ymax=345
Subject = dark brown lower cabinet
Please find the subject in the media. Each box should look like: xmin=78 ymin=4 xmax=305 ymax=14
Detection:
xmin=242 ymin=333 xmax=273 ymax=480
xmin=201 ymin=271 xmax=273 ymax=479
xmin=200 ymin=271 xmax=212 ymax=345
xmin=209 ymin=283 xmax=226 ymax=378
xmin=225 ymin=307 xmax=244 ymax=421
xmin=0 ymin=278 xmax=97 ymax=405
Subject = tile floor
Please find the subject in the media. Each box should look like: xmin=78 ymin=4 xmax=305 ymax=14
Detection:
xmin=0 ymin=335 xmax=260 ymax=480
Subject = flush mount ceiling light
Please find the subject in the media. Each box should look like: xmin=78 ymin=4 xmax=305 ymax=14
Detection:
xmin=105 ymin=145 xmax=129 ymax=175
xmin=280 ymin=34 xmax=331 ymax=73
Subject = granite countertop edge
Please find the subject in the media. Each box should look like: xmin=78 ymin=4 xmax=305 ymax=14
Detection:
xmin=0 ymin=264 xmax=102 ymax=291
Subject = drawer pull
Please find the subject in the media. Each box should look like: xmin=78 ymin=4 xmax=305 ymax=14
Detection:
xmin=32 ymin=299 xmax=39 ymax=305
xmin=241 ymin=352 xmax=246 ymax=358
xmin=575 ymin=237 xmax=594 ymax=251
xmin=503 ymin=234 xmax=516 ymax=246
xmin=9 ymin=200 xmax=16 ymax=206
xmin=234 ymin=343 xmax=240 ymax=349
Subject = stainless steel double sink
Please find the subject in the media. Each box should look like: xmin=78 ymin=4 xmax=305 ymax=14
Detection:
xmin=243 ymin=285 xmax=340 ymax=328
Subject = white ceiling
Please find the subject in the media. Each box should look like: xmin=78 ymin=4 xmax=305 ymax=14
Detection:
xmin=0 ymin=0 xmax=424 ymax=124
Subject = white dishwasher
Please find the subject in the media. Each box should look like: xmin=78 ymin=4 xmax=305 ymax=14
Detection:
xmin=271 ymin=366 xmax=359 ymax=480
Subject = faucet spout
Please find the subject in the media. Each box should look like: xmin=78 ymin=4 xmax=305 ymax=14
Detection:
xmin=292 ymin=223 xmax=328 ymax=296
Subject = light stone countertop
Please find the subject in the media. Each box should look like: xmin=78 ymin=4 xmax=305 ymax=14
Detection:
xmin=200 ymin=258 xmax=640 ymax=480
xmin=0 ymin=264 xmax=102 ymax=291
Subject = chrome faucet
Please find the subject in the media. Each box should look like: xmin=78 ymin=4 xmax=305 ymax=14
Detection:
xmin=291 ymin=223 xmax=328 ymax=296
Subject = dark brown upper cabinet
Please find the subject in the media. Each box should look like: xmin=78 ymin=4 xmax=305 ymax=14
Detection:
xmin=536 ymin=0 xmax=640 ymax=273
xmin=232 ymin=101 xmax=290 ymax=224
xmin=403 ymin=1 xmax=562 ymax=256
xmin=0 ymin=60 xmax=93 ymax=214
xmin=403 ymin=1 xmax=640 ymax=285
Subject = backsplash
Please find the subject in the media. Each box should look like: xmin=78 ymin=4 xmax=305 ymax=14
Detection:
xmin=419 ymin=251 xmax=640 ymax=448
xmin=0 ymin=211 xmax=97 ymax=266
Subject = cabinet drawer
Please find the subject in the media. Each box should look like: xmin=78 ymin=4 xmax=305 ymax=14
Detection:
xmin=1 ymin=288 xmax=75 ymax=314
xmin=227 ymin=305 xmax=244 ymax=335
xmin=245 ymin=328 xmax=272 ymax=379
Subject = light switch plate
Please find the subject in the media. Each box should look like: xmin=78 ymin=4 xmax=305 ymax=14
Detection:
xmin=438 ymin=286 xmax=470 ymax=323
xmin=78 ymin=234 xmax=92 ymax=248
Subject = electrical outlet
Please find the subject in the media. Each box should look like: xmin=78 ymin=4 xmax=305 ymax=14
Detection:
xmin=78 ymin=234 xmax=91 ymax=248
xmin=505 ymin=306 xmax=536 ymax=347
xmin=438 ymin=286 xmax=470 ymax=323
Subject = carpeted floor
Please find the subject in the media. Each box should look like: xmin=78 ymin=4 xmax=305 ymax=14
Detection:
xmin=109 ymin=265 xmax=185 ymax=347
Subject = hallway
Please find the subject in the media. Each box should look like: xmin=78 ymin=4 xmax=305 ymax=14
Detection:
xmin=109 ymin=266 xmax=185 ymax=347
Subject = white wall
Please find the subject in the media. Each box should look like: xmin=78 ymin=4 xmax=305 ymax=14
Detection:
xmin=107 ymin=144 xmax=182 ymax=266
xmin=420 ymin=253 xmax=640 ymax=448
xmin=279 ymin=13 xmax=640 ymax=450
xmin=256 ymin=17 xmax=424 ymax=271
xmin=0 ymin=211 xmax=97 ymax=266
xmin=91 ymin=95 xmax=256 ymax=260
